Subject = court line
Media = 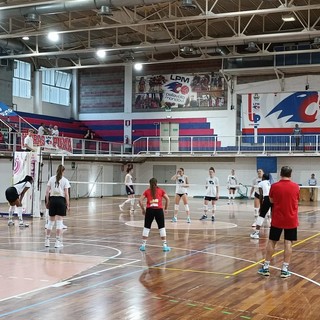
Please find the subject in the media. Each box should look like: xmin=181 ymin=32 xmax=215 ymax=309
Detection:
xmin=0 ymin=245 xmax=220 ymax=317
xmin=231 ymin=232 xmax=320 ymax=284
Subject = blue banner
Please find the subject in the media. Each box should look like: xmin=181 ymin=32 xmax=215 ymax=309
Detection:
xmin=0 ymin=102 xmax=17 ymax=117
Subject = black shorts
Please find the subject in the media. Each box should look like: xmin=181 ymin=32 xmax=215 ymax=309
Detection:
xmin=259 ymin=196 xmax=272 ymax=218
xmin=254 ymin=192 xmax=260 ymax=199
xmin=176 ymin=193 xmax=187 ymax=198
xmin=269 ymin=226 xmax=297 ymax=241
xmin=144 ymin=208 xmax=165 ymax=229
xmin=5 ymin=187 xmax=19 ymax=203
xmin=126 ymin=185 xmax=135 ymax=195
xmin=49 ymin=196 xmax=67 ymax=217
xmin=204 ymin=196 xmax=217 ymax=201
xmin=229 ymin=187 xmax=236 ymax=191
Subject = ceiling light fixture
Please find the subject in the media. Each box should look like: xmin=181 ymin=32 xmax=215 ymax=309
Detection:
xmin=134 ymin=63 xmax=143 ymax=71
xmin=22 ymin=36 xmax=30 ymax=41
xmin=245 ymin=42 xmax=259 ymax=52
xmin=282 ymin=13 xmax=296 ymax=22
xmin=311 ymin=37 xmax=320 ymax=48
xmin=181 ymin=0 xmax=197 ymax=9
xmin=96 ymin=49 xmax=106 ymax=58
xmin=98 ymin=5 xmax=113 ymax=16
xmin=47 ymin=31 xmax=59 ymax=42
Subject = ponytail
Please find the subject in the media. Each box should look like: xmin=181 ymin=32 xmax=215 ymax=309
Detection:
xmin=149 ymin=178 xmax=158 ymax=199
xmin=15 ymin=175 xmax=33 ymax=185
xmin=55 ymin=164 xmax=65 ymax=187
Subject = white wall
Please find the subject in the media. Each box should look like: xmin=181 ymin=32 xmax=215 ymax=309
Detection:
xmin=0 ymin=156 xmax=318 ymax=205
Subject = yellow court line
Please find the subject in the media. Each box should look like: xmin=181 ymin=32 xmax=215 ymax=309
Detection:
xmin=102 ymin=261 xmax=232 ymax=276
xmin=231 ymin=232 xmax=320 ymax=277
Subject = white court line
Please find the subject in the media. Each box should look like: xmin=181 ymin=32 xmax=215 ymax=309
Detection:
xmin=0 ymin=254 xmax=140 ymax=303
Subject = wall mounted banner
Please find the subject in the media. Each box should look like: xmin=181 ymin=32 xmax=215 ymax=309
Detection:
xmin=242 ymin=91 xmax=320 ymax=132
xmin=134 ymin=72 xmax=226 ymax=111
xmin=21 ymin=134 xmax=73 ymax=154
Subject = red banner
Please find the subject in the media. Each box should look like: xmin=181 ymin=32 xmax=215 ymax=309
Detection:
xmin=21 ymin=134 xmax=73 ymax=154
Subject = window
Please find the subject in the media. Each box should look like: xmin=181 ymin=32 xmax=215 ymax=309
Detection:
xmin=13 ymin=60 xmax=31 ymax=98
xmin=41 ymin=68 xmax=72 ymax=106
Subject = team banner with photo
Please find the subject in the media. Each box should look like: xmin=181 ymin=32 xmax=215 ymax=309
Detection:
xmin=242 ymin=91 xmax=320 ymax=131
xmin=134 ymin=72 xmax=226 ymax=111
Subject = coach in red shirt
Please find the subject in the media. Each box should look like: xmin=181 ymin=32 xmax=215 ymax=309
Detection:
xmin=258 ymin=166 xmax=300 ymax=278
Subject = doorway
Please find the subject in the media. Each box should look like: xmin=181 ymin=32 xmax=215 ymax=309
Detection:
xmin=160 ymin=122 xmax=179 ymax=153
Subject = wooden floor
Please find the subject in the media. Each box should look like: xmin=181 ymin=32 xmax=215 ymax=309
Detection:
xmin=0 ymin=197 xmax=319 ymax=320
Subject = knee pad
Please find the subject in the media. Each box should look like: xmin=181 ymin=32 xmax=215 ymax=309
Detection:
xmin=47 ymin=220 xmax=55 ymax=230
xmin=56 ymin=220 xmax=63 ymax=230
xmin=174 ymin=204 xmax=179 ymax=211
xmin=184 ymin=204 xmax=190 ymax=212
xmin=256 ymin=216 xmax=264 ymax=227
xmin=159 ymin=228 xmax=166 ymax=237
xmin=142 ymin=227 xmax=150 ymax=237
xmin=130 ymin=198 xmax=135 ymax=206
xmin=213 ymin=205 xmax=217 ymax=211
xmin=204 ymin=205 xmax=208 ymax=211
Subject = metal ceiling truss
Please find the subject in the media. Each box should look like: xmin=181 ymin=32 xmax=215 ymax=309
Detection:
xmin=0 ymin=0 xmax=318 ymax=73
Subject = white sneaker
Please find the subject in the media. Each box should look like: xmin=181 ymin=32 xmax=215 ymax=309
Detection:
xmin=62 ymin=223 xmax=68 ymax=229
xmin=45 ymin=238 xmax=50 ymax=247
xmin=227 ymin=201 xmax=230 ymax=205
xmin=119 ymin=204 xmax=124 ymax=212
xmin=7 ymin=220 xmax=14 ymax=226
xmin=250 ymin=231 xmax=260 ymax=239
xmin=19 ymin=220 xmax=29 ymax=227
xmin=54 ymin=239 xmax=63 ymax=248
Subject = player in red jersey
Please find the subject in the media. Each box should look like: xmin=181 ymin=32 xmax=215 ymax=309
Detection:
xmin=138 ymin=177 xmax=170 ymax=252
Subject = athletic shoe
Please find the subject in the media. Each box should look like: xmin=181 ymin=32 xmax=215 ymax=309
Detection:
xmin=163 ymin=245 xmax=171 ymax=252
xmin=119 ymin=204 xmax=124 ymax=212
xmin=19 ymin=220 xmax=29 ymax=227
xmin=139 ymin=245 xmax=146 ymax=251
xmin=258 ymin=268 xmax=270 ymax=276
xmin=227 ymin=201 xmax=230 ymax=205
xmin=280 ymin=270 xmax=291 ymax=278
xmin=250 ymin=230 xmax=260 ymax=239
xmin=45 ymin=238 xmax=50 ymax=247
xmin=54 ymin=239 xmax=64 ymax=248
xmin=211 ymin=215 xmax=215 ymax=221
xmin=171 ymin=216 xmax=177 ymax=222
xmin=62 ymin=223 xmax=68 ymax=229
xmin=186 ymin=217 xmax=191 ymax=223
xmin=199 ymin=215 xmax=207 ymax=220
xmin=7 ymin=220 xmax=14 ymax=226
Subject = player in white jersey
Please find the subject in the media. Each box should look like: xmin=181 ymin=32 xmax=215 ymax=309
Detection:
xmin=200 ymin=167 xmax=219 ymax=221
xmin=227 ymin=169 xmax=238 ymax=204
xmin=249 ymin=168 xmax=264 ymax=226
xmin=171 ymin=168 xmax=190 ymax=223
xmin=119 ymin=165 xmax=136 ymax=213
xmin=250 ymin=173 xmax=272 ymax=239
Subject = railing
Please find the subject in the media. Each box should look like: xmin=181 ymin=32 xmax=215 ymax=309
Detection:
xmin=132 ymin=134 xmax=320 ymax=155
xmin=0 ymin=132 xmax=319 ymax=156
xmin=0 ymin=132 xmax=134 ymax=156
